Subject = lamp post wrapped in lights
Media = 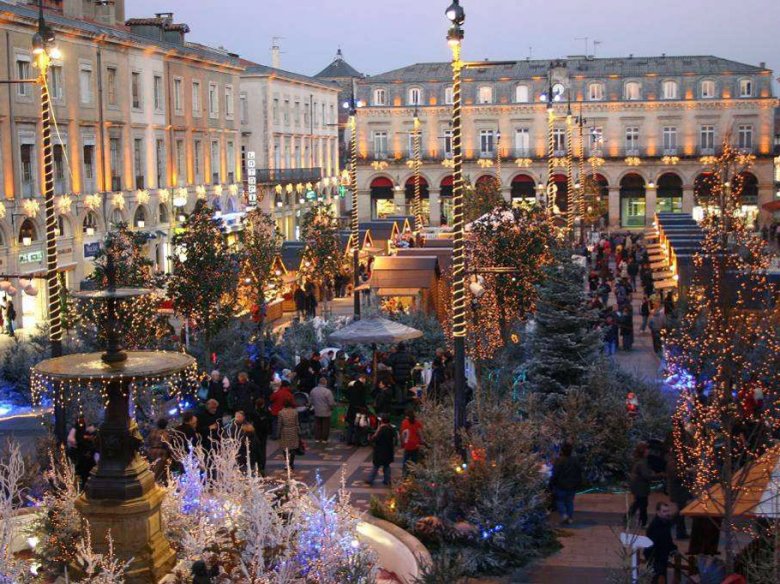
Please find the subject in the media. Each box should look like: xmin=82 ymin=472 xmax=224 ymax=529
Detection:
xmin=345 ymin=86 xmax=363 ymax=318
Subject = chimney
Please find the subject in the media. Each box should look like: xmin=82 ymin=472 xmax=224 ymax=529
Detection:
xmin=760 ymin=61 xmax=766 ymax=69
xmin=62 ymin=0 xmax=83 ymax=19
xmin=271 ymin=38 xmax=281 ymax=69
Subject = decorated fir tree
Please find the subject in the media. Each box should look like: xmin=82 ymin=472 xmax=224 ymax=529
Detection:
xmin=297 ymin=202 xmax=341 ymax=290
xmin=239 ymin=207 xmax=283 ymax=328
xmin=464 ymin=175 xmax=504 ymax=224
xmin=168 ymin=201 xmax=239 ymax=353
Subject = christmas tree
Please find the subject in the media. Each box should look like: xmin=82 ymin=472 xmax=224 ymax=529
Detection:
xmin=464 ymin=175 xmax=504 ymax=224
xmin=168 ymin=201 xmax=239 ymax=354
xmin=298 ymin=202 xmax=341 ymax=290
xmin=239 ymin=207 xmax=283 ymax=328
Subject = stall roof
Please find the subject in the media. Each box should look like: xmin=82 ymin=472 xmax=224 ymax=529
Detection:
xmin=369 ymin=256 xmax=440 ymax=289
xmin=280 ymin=241 xmax=306 ymax=271
xmin=397 ymin=247 xmax=453 ymax=271
xmin=359 ymin=221 xmax=398 ymax=241
xmin=422 ymin=238 xmax=455 ymax=249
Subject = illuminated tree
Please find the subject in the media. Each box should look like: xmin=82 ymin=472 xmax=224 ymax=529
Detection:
xmin=168 ymin=201 xmax=239 ymax=352
xmin=668 ymin=143 xmax=780 ymax=572
xmin=464 ymin=175 xmax=504 ymax=224
xmin=239 ymin=207 xmax=283 ymax=326
xmin=297 ymin=202 xmax=341 ymax=290
xmin=466 ymin=203 xmax=554 ymax=357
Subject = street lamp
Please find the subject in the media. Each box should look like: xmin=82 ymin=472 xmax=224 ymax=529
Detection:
xmin=446 ymin=0 xmax=468 ymax=453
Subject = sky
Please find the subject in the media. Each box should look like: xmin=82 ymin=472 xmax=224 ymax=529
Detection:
xmin=128 ymin=0 xmax=780 ymax=81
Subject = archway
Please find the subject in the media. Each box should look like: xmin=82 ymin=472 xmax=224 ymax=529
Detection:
xmin=158 ymin=203 xmax=170 ymax=224
xmin=83 ymin=211 xmax=100 ymax=236
xmin=439 ymin=175 xmax=453 ymax=226
xmin=694 ymin=173 xmax=715 ymax=206
xmin=110 ymin=208 xmax=126 ymax=227
xmin=552 ymin=174 xmax=569 ymax=214
xmin=620 ymin=173 xmax=646 ymax=227
xmin=404 ymin=175 xmax=430 ymax=220
xmin=736 ymin=172 xmax=758 ymax=204
xmin=370 ymin=176 xmax=395 ymax=219
xmin=657 ymin=173 xmax=683 ymax=213
xmin=511 ymin=174 xmax=536 ymax=206
xmin=56 ymin=215 xmax=72 ymax=238
xmin=134 ymin=205 xmax=148 ymax=228
xmin=18 ymin=219 xmax=38 ymax=245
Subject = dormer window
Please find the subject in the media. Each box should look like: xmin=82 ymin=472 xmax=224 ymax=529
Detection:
xmin=588 ymin=83 xmax=604 ymax=101
xmin=515 ymin=85 xmax=529 ymax=103
xmin=408 ymin=87 xmax=422 ymax=106
xmin=477 ymin=86 xmax=493 ymax=104
xmin=739 ymin=78 xmax=753 ymax=97
xmin=444 ymin=86 xmax=453 ymax=105
xmin=624 ymin=81 xmax=641 ymax=100
xmin=373 ymin=88 xmax=386 ymax=106
xmin=700 ymin=80 xmax=715 ymax=99
xmin=662 ymin=80 xmax=678 ymax=100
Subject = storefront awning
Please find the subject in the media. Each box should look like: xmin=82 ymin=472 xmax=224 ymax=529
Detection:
xmin=21 ymin=262 xmax=78 ymax=277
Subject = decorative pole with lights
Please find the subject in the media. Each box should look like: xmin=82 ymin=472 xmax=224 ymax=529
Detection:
xmin=544 ymin=72 xmax=556 ymax=214
xmin=412 ymin=109 xmax=424 ymax=232
xmin=346 ymin=87 xmax=361 ymax=319
xmin=445 ymin=0 xmax=467 ymax=451
xmin=566 ymin=98 xmax=575 ymax=239
xmin=495 ymin=130 xmax=502 ymax=191
xmin=576 ymin=104 xmax=587 ymax=242
xmin=32 ymin=0 xmax=65 ymax=441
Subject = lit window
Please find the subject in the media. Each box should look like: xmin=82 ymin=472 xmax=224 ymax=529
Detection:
xmin=700 ymin=80 xmax=715 ymax=99
xmin=408 ymin=87 xmax=422 ymax=106
xmin=739 ymin=79 xmax=753 ymax=97
xmin=624 ymin=82 xmax=641 ymax=100
xmin=588 ymin=83 xmax=604 ymax=101
xmin=373 ymin=88 xmax=386 ymax=106
xmin=444 ymin=86 xmax=454 ymax=105
xmin=515 ymin=85 xmax=529 ymax=103
xmin=662 ymin=80 xmax=678 ymax=100
xmin=478 ymin=86 xmax=493 ymax=104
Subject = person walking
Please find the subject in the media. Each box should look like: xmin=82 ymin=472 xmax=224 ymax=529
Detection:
xmin=366 ymin=416 xmax=395 ymax=487
xmin=373 ymin=379 xmax=394 ymax=418
xmin=146 ymin=418 xmax=171 ymax=483
xmin=345 ymin=373 xmax=368 ymax=445
xmin=603 ymin=314 xmax=619 ymax=356
xmin=278 ymin=398 xmax=301 ymax=470
xmin=628 ymin=442 xmax=655 ymax=528
xmin=5 ymin=300 xmax=16 ymax=337
xmin=229 ymin=372 xmax=258 ymax=416
xmin=645 ymin=501 xmax=678 ymax=584
xmin=293 ymin=286 xmax=306 ymax=320
xmin=269 ymin=380 xmax=294 ymax=439
xmin=400 ymin=409 xmax=423 ymax=477
xmin=640 ymin=297 xmax=651 ymax=333
xmin=619 ymin=303 xmax=634 ymax=351
xmin=310 ymin=377 xmax=335 ymax=444
xmin=386 ymin=342 xmax=417 ymax=393
xmin=206 ymin=370 xmax=230 ymax=416
xmin=648 ymin=307 xmax=667 ymax=355
xmin=305 ymin=284 xmax=317 ymax=319
xmin=249 ymin=396 xmax=272 ymax=475
xmin=550 ymin=442 xmax=583 ymax=525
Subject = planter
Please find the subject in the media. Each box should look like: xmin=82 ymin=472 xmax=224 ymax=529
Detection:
xmin=358 ymin=516 xmax=431 ymax=583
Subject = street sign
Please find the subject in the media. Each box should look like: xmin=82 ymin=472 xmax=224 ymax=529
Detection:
xmin=246 ymin=151 xmax=257 ymax=205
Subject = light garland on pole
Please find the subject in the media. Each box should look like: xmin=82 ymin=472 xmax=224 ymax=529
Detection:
xmin=413 ymin=110 xmax=423 ymax=232
xmin=347 ymin=88 xmax=361 ymax=319
xmin=565 ymin=104 xmax=575 ymax=238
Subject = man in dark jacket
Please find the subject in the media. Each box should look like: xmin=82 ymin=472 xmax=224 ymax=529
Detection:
xmin=229 ymin=372 xmax=258 ymax=415
xmin=206 ymin=370 xmax=229 ymax=415
xmin=197 ymin=399 xmax=222 ymax=452
xmin=550 ymin=442 xmax=583 ymax=525
xmin=293 ymin=286 xmax=306 ymax=320
xmin=345 ymin=374 xmax=368 ymax=445
xmin=646 ymin=502 xmax=677 ymax=584
xmin=373 ymin=379 xmax=394 ymax=417
xmin=386 ymin=343 xmax=417 ymax=389
xmin=249 ymin=396 xmax=272 ymax=475
xmin=366 ymin=416 xmax=395 ymax=486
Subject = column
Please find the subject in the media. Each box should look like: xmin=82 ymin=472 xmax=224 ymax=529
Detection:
xmin=393 ymin=185 xmax=405 ymax=216
xmin=608 ymin=186 xmax=620 ymax=228
xmin=429 ymin=188 xmax=441 ymax=226
xmin=682 ymin=186 xmax=695 ymax=214
xmin=499 ymin=186 xmax=511 ymax=203
xmin=358 ymin=190 xmax=372 ymax=222
xmin=645 ymin=182 xmax=657 ymax=224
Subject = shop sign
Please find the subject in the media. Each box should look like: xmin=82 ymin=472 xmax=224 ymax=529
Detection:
xmin=19 ymin=250 xmax=44 ymax=264
xmin=84 ymin=241 xmax=102 ymax=259
xmin=246 ymin=151 xmax=257 ymax=206
xmin=58 ymin=247 xmax=72 ymax=255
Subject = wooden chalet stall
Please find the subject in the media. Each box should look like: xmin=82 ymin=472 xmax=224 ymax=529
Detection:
xmin=274 ymin=241 xmax=306 ymax=313
xmin=359 ymin=221 xmax=401 ymax=255
xmin=366 ymin=256 xmax=441 ymax=315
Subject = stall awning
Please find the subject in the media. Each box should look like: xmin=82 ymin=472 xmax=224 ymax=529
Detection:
xmin=654 ymin=279 xmax=678 ymax=290
xmin=376 ymin=287 xmax=424 ymax=297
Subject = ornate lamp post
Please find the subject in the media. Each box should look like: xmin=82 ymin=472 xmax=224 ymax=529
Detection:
xmin=445 ymin=0 xmax=467 ymax=450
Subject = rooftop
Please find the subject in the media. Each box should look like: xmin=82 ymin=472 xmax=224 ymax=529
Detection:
xmin=315 ymin=49 xmax=364 ymax=79
xmin=241 ymin=60 xmax=339 ymax=91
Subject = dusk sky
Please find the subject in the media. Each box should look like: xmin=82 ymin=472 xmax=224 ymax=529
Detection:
xmin=128 ymin=0 xmax=780 ymax=81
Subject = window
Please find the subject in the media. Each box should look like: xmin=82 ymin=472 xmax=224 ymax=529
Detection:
xmin=192 ymin=81 xmax=201 ymax=115
xmin=701 ymin=80 xmax=715 ymax=99
xmin=662 ymin=126 xmax=678 ymax=153
xmin=20 ymin=143 xmax=35 ymax=196
xmin=590 ymin=127 xmax=604 ymax=151
xmin=479 ymin=130 xmax=495 ymax=156
xmin=155 ymin=138 xmax=165 ymax=188
xmin=662 ymin=80 xmax=678 ymax=100
xmin=514 ymin=128 xmax=530 ymax=156
xmin=173 ymin=78 xmax=183 ymax=112
xmin=444 ymin=86 xmax=453 ymax=105
xmin=153 ymin=74 xmax=163 ymax=111
xmin=16 ymin=56 xmax=31 ymax=97
xmin=699 ymin=125 xmax=715 ymax=152
xmin=49 ymin=65 xmax=63 ymax=100
xmin=131 ymin=72 xmax=141 ymax=109
xmin=53 ymin=144 xmax=66 ymax=192
xmin=80 ymin=64 xmax=93 ymax=104
xmin=739 ymin=79 xmax=753 ymax=98
xmin=515 ymin=85 xmax=529 ymax=103
xmin=227 ymin=141 xmax=235 ymax=182
xmin=208 ymin=83 xmax=218 ymax=117
xmin=372 ymin=131 xmax=388 ymax=158
xmin=294 ymin=101 xmax=300 ymax=127
xmin=109 ymin=136 xmax=122 ymax=191
xmin=408 ymin=87 xmax=422 ymax=106
xmin=478 ymin=86 xmax=493 ymax=104
xmin=133 ymin=138 xmax=144 ymax=189
xmin=194 ymin=140 xmax=203 ymax=182
xmin=272 ymin=98 xmax=279 ymax=124
xmin=284 ymin=99 xmax=290 ymax=126
xmin=83 ymin=143 xmax=95 ymax=189
xmin=625 ymin=127 xmax=640 ymax=154
xmin=240 ymin=92 xmax=248 ymax=124
xmin=443 ymin=129 xmax=453 ymax=157
xmin=553 ymin=128 xmax=566 ymax=154
xmin=588 ymin=83 xmax=604 ymax=101
xmin=106 ymin=66 xmax=117 ymax=106
xmin=311 ymin=101 xmax=317 ymax=126
xmin=329 ymin=105 xmax=334 ymax=126
xmin=304 ymin=101 xmax=310 ymax=126
xmin=210 ymin=140 xmax=220 ymax=184
xmin=624 ymin=81 xmax=641 ymax=100
xmin=225 ymin=85 xmax=234 ymax=118
xmin=373 ymin=88 xmax=386 ymax=106
xmin=737 ymin=125 xmax=753 ymax=151
xmin=176 ymin=139 xmax=185 ymax=186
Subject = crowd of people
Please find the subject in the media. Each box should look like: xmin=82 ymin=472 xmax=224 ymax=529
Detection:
xmin=585 ymin=232 xmax=676 ymax=357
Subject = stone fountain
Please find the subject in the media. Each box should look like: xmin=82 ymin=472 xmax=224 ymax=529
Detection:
xmin=32 ymin=244 xmax=196 ymax=582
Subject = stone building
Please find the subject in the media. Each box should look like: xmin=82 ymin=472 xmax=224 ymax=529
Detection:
xmin=239 ymin=62 xmax=340 ymax=240
xmin=0 ymin=0 xmax=242 ymax=333
xmin=353 ymin=55 xmax=776 ymax=229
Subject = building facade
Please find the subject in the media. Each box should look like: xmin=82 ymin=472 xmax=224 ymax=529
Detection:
xmin=0 ymin=0 xmax=242 ymax=332
xmin=353 ymin=55 xmax=776 ymax=229
xmin=239 ymin=63 xmax=340 ymax=240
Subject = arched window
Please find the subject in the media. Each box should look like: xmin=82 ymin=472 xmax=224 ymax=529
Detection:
xmin=444 ymin=86 xmax=453 ymax=105
xmin=662 ymin=80 xmax=678 ymax=100
xmin=18 ymin=219 xmax=37 ymax=245
xmin=620 ymin=173 xmax=646 ymax=227
xmin=158 ymin=203 xmax=169 ymax=223
xmin=408 ymin=87 xmax=422 ymax=106
xmin=111 ymin=208 xmax=124 ymax=225
xmin=657 ymin=173 xmax=683 ymax=213
xmin=134 ymin=206 xmax=147 ymax=228
xmin=700 ymin=80 xmax=715 ymax=99
xmin=515 ymin=85 xmax=529 ymax=103
xmin=477 ymin=86 xmax=493 ymax=104
xmin=83 ymin=211 xmax=98 ymax=235
xmin=624 ymin=81 xmax=641 ymax=100
xmin=588 ymin=83 xmax=604 ymax=101
xmin=373 ymin=88 xmax=386 ymax=106
xmin=56 ymin=215 xmax=71 ymax=237
xmin=227 ymin=198 xmax=237 ymax=213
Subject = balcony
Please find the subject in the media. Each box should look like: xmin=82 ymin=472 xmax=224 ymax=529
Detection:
xmin=510 ymin=148 xmax=533 ymax=158
xmin=662 ymin=148 xmax=679 ymax=156
xmin=255 ymin=167 xmax=323 ymax=184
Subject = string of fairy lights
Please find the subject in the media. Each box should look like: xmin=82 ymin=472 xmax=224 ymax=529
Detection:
xmin=413 ymin=113 xmax=424 ymax=232
xmin=450 ymin=41 xmax=466 ymax=342
xmin=565 ymin=110 xmax=575 ymax=235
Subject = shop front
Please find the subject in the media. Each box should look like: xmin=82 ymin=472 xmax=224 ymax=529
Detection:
xmin=370 ymin=177 xmax=396 ymax=219
xmin=657 ymin=173 xmax=683 ymax=213
xmin=511 ymin=174 xmax=536 ymax=207
xmin=620 ymin=173 xmax=647 ymax=228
